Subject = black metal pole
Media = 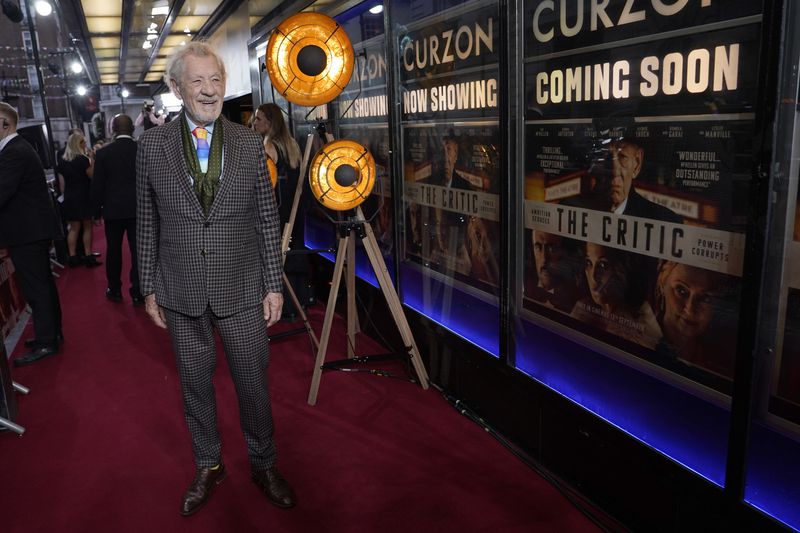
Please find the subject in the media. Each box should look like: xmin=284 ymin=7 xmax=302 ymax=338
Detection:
xmin=57 ymin=52 xmax=75 ymax=128
xmin=22 ymin=0 xmax=56 ymax=168
xmin=723 ymin=0 xmax=785 ymax=508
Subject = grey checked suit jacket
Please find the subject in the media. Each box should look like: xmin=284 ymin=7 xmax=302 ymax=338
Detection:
xmin=136 ymin=114 xmax=283 ymax=318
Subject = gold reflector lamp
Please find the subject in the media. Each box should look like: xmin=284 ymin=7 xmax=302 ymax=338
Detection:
xmin=309 ymin=140 xmax=376 ymax=211
xmin=265 ymin=13 xmax=355 ymax=107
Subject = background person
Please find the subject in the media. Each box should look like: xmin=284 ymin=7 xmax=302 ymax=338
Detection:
xmin=92 ymin=114 xmax=142 ymax=305
xmin=137 ymin=42 xmax=295 ymax=516
xmin=0 ymin=102 xmax=64 ymax=366
xmin=252 ymin=102 xmax=309 ymax=319
xmin=59 ymin=132 xmax=101 ymax=267
xmin=135 ymin=100 xmax=165 ymax=131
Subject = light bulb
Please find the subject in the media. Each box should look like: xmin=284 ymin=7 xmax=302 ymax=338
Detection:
xmin=35 ymin=1 xmax=53 ymax=16
xmin=121 ymin=89 xmax=130 ymax=98
xmin=70 ymin=62 xmax=82 ymax=74
xmin=368 ymin=5 xmax=383 ymax=14
xmin=76 ymin=85 xmax=87 ymax=96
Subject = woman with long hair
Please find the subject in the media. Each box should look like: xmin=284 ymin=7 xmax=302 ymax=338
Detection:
xmin=252 ymin=103 xmax=301 ymax=172
xmin=252 ymin=103 xmax=308 ymax=319
xmin=59 ymin=132 xmax=100 ymax=267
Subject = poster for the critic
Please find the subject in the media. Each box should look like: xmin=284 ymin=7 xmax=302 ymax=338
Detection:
xmin=398 ymin=4 xmax=502 ymax=293
xmin=522 ymin=0 xmax=762 ymax=391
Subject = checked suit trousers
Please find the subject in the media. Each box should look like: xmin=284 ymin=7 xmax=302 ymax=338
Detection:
xmin=163 ymin=304 xmax=277 ymax=470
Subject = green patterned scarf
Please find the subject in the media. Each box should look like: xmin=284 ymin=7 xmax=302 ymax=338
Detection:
xmin=181 ymin=115 xmax=224 ymax=215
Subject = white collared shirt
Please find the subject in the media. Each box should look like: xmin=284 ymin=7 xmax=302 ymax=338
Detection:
xmin=0 ymin=132 xmax=19 ymax=154
xmin=613 ymin=197 xmax=628 ymax=215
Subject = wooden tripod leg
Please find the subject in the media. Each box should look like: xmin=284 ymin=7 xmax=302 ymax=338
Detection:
xmin=346 ymin=234 xmax=358 ymax=358
xmin=358 ymin=210 xmax=430 ymax=389
xmin=282 ymin=271 xmax=319 ymax=351
xmin=308 ymin=236 xmax=349 ymax=406
xmin=281 ymin=133 xmax=316 ymax=261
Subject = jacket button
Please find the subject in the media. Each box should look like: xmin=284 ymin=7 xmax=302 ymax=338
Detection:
xmin=204 ymin=222 xmax=210 ymax=228
xmin=200 ymin=248 xmax=206 ymax=256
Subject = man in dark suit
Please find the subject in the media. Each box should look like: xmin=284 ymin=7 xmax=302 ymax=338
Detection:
xmin=584 ymin=138 xmax=682 ymax=223
xmin=136 ymin=43 xmax=294 ymax=516
xmin=0 ymin=102 xmax=63 ymax=366
xmin=92 ymin=114 xmax=143 ymax=305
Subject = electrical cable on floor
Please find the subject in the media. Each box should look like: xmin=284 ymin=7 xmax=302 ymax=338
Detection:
xmin=433 ymin=382 xmax=631 ymax=533
xmin=315 ymin=282 xmax=417 ymax=383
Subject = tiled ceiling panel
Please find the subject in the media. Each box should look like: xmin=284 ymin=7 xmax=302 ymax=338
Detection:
xmin=73 ymin=0 xmax=287 ymax=89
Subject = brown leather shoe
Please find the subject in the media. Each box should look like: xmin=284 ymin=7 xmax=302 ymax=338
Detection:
xmin=179 ymin=464 xmax=226 ymax=516
xmin=251 ymin=467 xmax=296 ymax=508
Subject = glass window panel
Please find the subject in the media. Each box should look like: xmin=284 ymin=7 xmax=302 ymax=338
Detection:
xmin=391 ymin=0 xmax=501 ymax=356
xmin=744 ymin=2 xmax=800 ymax=530
xmin=513 ymin=0 xmax=763 ymax=487
xmin=316 ymin=2 xmax=392 ymax=287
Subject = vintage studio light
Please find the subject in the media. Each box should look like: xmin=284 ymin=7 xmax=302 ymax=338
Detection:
xmin=309 ymin=140 xmax=376 ymax=211
xmin=265 ymin=12 xmax=354 ymax=107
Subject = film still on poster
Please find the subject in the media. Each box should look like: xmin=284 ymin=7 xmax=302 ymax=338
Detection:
xmin=522 ymin=120 xmax=747 ymax=391
xmin=403 ymin=124 xmax=500 ymax=293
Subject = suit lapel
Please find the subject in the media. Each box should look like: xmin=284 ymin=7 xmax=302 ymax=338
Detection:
xmin=164 ymin=116 xmax=203 ymax=216
xmin=207 ymin=117 xmax=238 ymax=220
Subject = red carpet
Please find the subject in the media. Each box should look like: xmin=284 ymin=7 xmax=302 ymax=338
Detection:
xmin=1 ymin=226 xmax=601 ymax=532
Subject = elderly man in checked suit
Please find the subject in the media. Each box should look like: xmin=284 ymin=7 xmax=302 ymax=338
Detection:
xmin=136 ymin=42 xmax=295 ymax=516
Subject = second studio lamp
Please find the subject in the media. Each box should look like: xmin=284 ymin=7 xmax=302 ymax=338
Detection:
xmin=309 ymin=140 xmax=376 ymax=211
xmin=265 ymin=12 xmax=355 ymax=107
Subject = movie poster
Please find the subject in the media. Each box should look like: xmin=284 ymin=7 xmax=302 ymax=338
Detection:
xmin=398 ymin=3 xmax=501 ymax=294
xmin=404 ymin=124 xmax=501 ymax=290
xmin=520 ymin=0 xmax=762 ymax=390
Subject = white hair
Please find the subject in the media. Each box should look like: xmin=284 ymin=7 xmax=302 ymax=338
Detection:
xmin=164 ymin=41 xmax=226 ymax=89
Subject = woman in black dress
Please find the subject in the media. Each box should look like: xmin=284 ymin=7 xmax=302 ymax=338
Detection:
xmin=59 ymin=133 xmax=100 ymax=267
xmin=252 ymin=103 xmax=307 ymax=318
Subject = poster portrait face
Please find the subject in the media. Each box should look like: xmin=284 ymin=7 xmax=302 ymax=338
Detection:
xmin=584 ymin=243 xmax=627 ymax=311
xmin=660 ymin=263 xmax=718 ymax=342
xmin=532 ymin=231 xmax=565 ymax=291
xmin=608 ymin=140 xmax=643 ymax=210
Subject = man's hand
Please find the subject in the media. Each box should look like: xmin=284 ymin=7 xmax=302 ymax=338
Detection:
xmin=144 ymin=294 xmax=167 ymax=329
xmin=263 ymin=292 xmax=283 ymax=327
